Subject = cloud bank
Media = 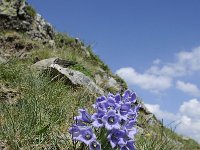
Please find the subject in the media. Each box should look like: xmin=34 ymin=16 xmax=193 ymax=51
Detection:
xmin=145 ymin=99 xmax=200 ymax=143
xmin=176 ymin=80 xmax=200 ymax=97
xmin=116 ymin=67 xmax=172 ymax=92
xmin=116 ymin=46 xmax=200 ymax=94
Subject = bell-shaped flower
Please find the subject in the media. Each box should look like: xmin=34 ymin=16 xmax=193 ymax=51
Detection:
xmin=76 ymin=127 xmax=96 ymax=145
xmin=114 ymin=93 xmax=121 ymax=104
xmin=123 ymin=90 xmax=132 ymax=100
xmin=91 ymin=109 xmax=105 ymax=128
xmin=103 ymin=98 xmax=120 ymax=111
xmin=120 ymin=140 xmax=135 ymax=150
xmin=126 ymin=127 xmax=137 ymax=139
xmin=129 ymin=92 xmax=137 ymax=103
xmin=89 ymin=140 xmax=101 ymax=150
xmin=107 ymin=129 xmax=126 ymax=148
xmin=75 ymin=109 xmax=92 ymax=124
xmin=120 ymin=103 xmax=131 ymax=116
xmin=102 ymin=110 xmax=121 ymax=130
xmin=69 ymin=125 xmax=80 ymax=140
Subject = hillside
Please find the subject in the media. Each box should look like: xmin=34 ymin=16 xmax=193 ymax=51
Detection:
xmin=0 ymin=1 xmax=200 ymax=149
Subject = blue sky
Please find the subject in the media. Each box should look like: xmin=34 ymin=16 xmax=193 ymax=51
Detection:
xmin=28 ymin=0 xmax=200 ymax=143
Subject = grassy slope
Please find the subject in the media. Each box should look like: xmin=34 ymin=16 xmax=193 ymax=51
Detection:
xmin=0 ymin=30 xmax=200 ymax=150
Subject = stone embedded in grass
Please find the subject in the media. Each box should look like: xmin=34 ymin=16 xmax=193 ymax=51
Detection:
xmin=0 ymin=84 xmax=20 ymax=104
xmin=50 ymin=64 xmax=104 ymax=95
xmin=0 ymin=56 xmax=7 ymax=64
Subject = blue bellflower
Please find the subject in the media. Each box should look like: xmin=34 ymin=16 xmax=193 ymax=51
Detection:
xmin=102 ymin=110 xmax=121 ymax=130
xmin=69 ymin=89 xmax=140 ymax=150
xmin=76 ymin=127 xmax=96 ymax=145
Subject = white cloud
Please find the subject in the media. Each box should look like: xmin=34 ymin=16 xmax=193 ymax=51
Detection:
xmin=179 ymin=99 xmax=200 ymax=119
xmin=145 ymin=99 xmax=200 ymax=143
xmin=116 ymin=46 xmax=200 ymax=95
xmin=116 ymin=67 xmax=172 ymax=92
xmin=176 ymin=81 xmax=200 ymax=97
xmin=145 ymin=103 xmax=178 ymax=121
xmin=147 ymin=46 xmax=200 ymax=77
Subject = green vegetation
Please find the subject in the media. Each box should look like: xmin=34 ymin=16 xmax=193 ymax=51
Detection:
xmin=25 ymin=5 xmax=36 ymax=18
xmin=4 ymin=0 xmax=11 ymax=2
xmin=0 ymin=59 xmax=95 ymax=149
xmin=54 ymin=33 xmax=75 ymax=48
xmin=69 ymin=64 xmax=93 ymax=78
xmin=0 ymin=30 xmax=200 ymax=149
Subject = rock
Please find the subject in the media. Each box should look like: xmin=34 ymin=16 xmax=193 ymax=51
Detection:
xmin=0 ymin=56 xmax=7 ymax=64
xmin=50 ymin=64 xmax=104 ymax=95
xmin=0 ymin=84 xmax=20 ymax=104
xmin=0 ymin=0 xmax=18 ymax=17
xmin=32 ymin=58 xmax=103 ymax=95
xmin=106 ymin=77 xmax=120 ymax=91
xmin=53 ymin=58 xmax=77 ymax=68
xmin=81 ymin=46 xmax=90 ymax=57
xmin=94 ymin=72 xmax=121 ymax=92
xmin=0 ymin=1 xmax=55 ymax=42
xmin=0 ymin=140 xmax=8 ymax=150
xmin=27 ymin=13 xmax=55 ymax=41
xmin=94 ymin=74 xmax=103 ymax=85
xmin=32 ymin=57 xmax=77 ymax=70
xmin=32 ymin=57 xmax=58 ymax=70
xmin=49 ymin=40 xmax=55 ymax=48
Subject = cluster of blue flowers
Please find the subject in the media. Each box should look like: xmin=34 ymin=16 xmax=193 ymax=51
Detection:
xmin=69 ymin=90 xmax=140 ymax=150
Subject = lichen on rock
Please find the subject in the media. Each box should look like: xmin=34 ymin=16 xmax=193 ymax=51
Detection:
xmin=0 ymin=0 xmax=55 ymax=42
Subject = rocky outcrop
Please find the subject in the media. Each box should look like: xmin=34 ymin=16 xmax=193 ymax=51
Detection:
xmin=32 ymin=58 xmax=104 ymax=95
xmin=0 ymin=0 xmax=54 ymax=41
xmin=32 ymin=57 xmax=77 ymax=70
xmin=32 ymin=57 xmax=58 ymax=70
xmin=50 ymin=64 xmax=104 ymax=95
xmin=94 ymin=69 xmax=123 ymax=92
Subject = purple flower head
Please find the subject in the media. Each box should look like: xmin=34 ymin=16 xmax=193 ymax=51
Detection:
xmin=96 ymin=96 xmax=107 ymax=103
xmin=122 ymin=90 xmax=137 ymax=104
xmin=126 ymin=127 xmax=137 ymax=139
xmin=121 ymin=140 xmax=135 ymax=150
xmin=69 ymin=89 xmax=139 ymax=149
xmin=125 ymin=120 xmax=136 ymax=130
xmin=107 ymin=129 xmax=126 ymax=148
xmin=120 ymin=103 xmax=131 ymax=116
xmin=102 ymin=110 xmax=120 ymax=130
xmin=91 ymin=109 xmax=105 ymax=128
xmin=127 ymin=105 xmax=140 ymax=121
xmin=103 ymin=97 xmax=119 ymax=111
xmin=130 ymin=92 xmax=137 ymax=103
xmin=93 ymin=96 xmax=107 ymax=111
xmin=89 ymin=140 xmax=101 ymax=150
xmin=123 ymin=90 xmax=132 ymax=100
xmin=69 ymin=124 xmax=80 ymax=139
xmin=75 ymin=109 xmax=92 ymax=124
xmin=114 ymin=93 xmax=121 ymax=104
xmin=76 ymin=127 xmax=96 ymax=145
xmin=127 ymin=111 xmax=137 ymax=121
xmin=107 ymin=93 xmax=115 ymax=98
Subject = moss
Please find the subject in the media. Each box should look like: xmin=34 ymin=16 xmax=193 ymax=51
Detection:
xmin=25 ymin=5 xmax=36 ymax=18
